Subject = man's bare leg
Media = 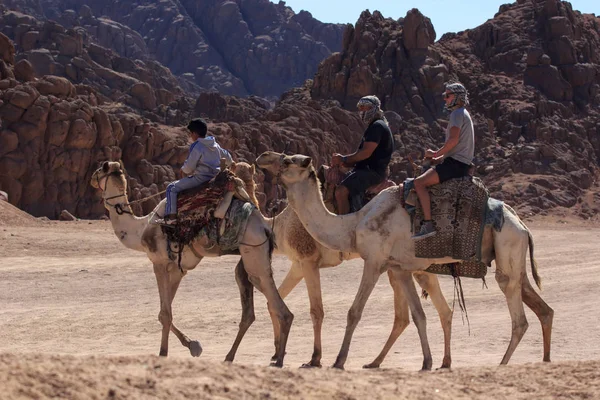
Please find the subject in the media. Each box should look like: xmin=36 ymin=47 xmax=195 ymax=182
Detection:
xmin=412 ymin=168 xmax=440 ymax=240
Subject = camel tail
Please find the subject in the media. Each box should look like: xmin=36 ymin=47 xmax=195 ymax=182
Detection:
xmin=528 ymin=230 xmax=542 ymax=290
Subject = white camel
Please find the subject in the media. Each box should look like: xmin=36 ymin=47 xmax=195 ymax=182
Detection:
xmin=90 ymin=161 xmax=293 ymax=367
xmin=232 ymin=162 xmax=453 ymax=369
xmin=256 ymin=151 xmax=554 ymax=370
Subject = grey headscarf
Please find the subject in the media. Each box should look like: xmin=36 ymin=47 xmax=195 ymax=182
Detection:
xmin=357 ymin=95 xmax=388 ymax=125
xmin=444 ymin=82 xmax=469 ymax=111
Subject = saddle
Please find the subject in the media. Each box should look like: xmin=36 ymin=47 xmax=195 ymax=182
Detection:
xmin=159 ymin=167 xmax=257 ymax=258
xmin=318 ymin=165 xmax=396 ymax=213
xmin=402 ymin=176 xmax=491 ymax=278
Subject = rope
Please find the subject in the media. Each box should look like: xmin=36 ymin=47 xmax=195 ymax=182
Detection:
xmin=125 ymin=189 xmax=167 ymax=207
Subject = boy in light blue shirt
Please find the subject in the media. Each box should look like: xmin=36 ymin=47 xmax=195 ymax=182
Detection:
xmin=163 ymin=118 xmax=233 ymax=224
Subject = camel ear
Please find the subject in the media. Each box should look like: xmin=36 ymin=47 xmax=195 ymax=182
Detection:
xmin=102 ymin=161 xmax=109 ymax=173
xmin=230 ymin=162 xmax=237 ymax=173
xmin=251 ymin=164 xmax=255 ymax=174
xmin=300 ymin=157 xmax=312 ymax=168
xmin=317 ymin=165 xmax=327 ymax=183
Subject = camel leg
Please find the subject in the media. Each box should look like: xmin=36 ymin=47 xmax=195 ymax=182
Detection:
xmin=225 ymin=259 xmax=256 ymax=362
xmin=333 ymin=260 xmax=382 ymax=370
xmin=521 ymin=274 xmax=553 ymax=362
xmin=495 ymin=266 xmax=528 ymax=365
xmin=153 ymin=262 xmax=180 ymax=357
xmin=413 ymin=272 xmax=453 ymax=369
xmin=240 ymin=224 xmax=293 ymax=367
xmin=164 ymin=266 xmax=203 ymax=357
xmin=279 ymin=262 xmax=305 ymax=299
xmin=397 ymin=269 xmax=433 ymax=371
xmin=269 ymin=263 xmax=304 ymax=361
xmin=363 ymin=269 xmax=410 ymax=369
xmin=300 ymin=261 xmax=324 ymax=368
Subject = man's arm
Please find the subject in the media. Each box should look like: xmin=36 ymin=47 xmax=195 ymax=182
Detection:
xmin=431 ymin=126 xmax=460 ymax=158
xmin=342 ymin=142 xmax=378 ymax=166
xmin=426 ymin=111 xmax=462 ymax=158
xmin=181 ymin=143 xmax=201 ymax=175
xmin=220 ymin=148 xmax=233 ymax=167
xmin=333 ymin=123 xmax=382 ymax=166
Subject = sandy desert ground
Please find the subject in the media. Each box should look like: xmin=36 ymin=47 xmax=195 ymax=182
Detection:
xmin=1 ymin=200 xmax=600 ymax=399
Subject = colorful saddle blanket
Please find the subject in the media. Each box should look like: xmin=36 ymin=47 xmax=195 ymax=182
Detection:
xmin=161 ymin=170 xmax=255 ymax=253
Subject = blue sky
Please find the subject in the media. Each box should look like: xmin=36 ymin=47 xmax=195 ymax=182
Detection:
xmin=277 ymin=0 xmax=598 ymax=38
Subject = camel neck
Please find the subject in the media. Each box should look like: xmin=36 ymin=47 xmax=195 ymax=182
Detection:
xmin=106 ymin=200 xmax=148 ymax=252
xmin=286 ymin=175 xmax=358 ymax=253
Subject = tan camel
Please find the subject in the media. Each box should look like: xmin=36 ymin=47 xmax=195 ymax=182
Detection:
xmin=90 ymin=161 xmax=293 ymax=367
xmin=256 ymin=151 xmax=554 ymax=370
xmin=232 ymin=162 xmax=453 ymax=369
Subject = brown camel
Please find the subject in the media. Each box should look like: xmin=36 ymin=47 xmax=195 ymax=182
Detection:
xmin=256 ymin=151 xmax=554 ymax=370
xmin=232 ymin=162 xmax=453 ymax=369
xmin=90 ymin=161 xmax=293 ymax=367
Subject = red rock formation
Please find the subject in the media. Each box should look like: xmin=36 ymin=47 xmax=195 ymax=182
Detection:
xmin=312 ymin=2 xmax=600 ymax=218
xmin=1 ymin=1 xmax=599 ymax=221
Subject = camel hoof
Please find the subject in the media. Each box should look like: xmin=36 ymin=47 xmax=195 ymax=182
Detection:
xmin=189 ymin=340 xmax=203 ymax=357
xmin=331 ymin=364 xmax=345 ymax=370
xmin=269 ymin=361 xmax=283 ymax=368
xmin=362 ymin=363 xmax=380 ymax=369
xmin=299 ymin=362 xmax=321 ymax=369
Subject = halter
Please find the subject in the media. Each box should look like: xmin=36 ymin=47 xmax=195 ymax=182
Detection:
xmin=95 ymin=169 xmax=132 ymax=215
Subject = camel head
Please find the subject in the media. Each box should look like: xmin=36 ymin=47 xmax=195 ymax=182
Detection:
xmin=230 ymin=161 xmax=260 ymax=207
xmin=231 ymin=161 xmax=256 ymax=187
xmin=256 ymin=151 xmax=314 ymax=188
xmin=90 ymin=161 xmax=128 ymax=202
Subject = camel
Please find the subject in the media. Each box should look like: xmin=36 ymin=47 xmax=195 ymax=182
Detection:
xmin=256 ymin=151 xmax=554 ymax=370
xmin=232 ymin=162 xmax=453 ymax=369
xmin=90 ymin=161 xmax=294 ymax=367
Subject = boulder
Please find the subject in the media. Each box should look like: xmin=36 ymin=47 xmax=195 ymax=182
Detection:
xmin=0 ymin=33 xmax=15 ymax=64
xmin=14 ymin=59 xmax=36 ymax=82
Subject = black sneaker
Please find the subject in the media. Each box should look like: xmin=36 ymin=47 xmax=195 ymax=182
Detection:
xmin=412 ymin=221 xmax=436 ymax=240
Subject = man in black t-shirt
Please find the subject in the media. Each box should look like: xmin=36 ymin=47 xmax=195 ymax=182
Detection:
xmin=331 ymin=95 xmax=394 ymax=214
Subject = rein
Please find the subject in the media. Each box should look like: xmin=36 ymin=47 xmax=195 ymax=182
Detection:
xmin=96 ymin=170 xmax=166 ymax=216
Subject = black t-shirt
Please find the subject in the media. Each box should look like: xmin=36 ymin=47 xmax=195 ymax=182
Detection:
xmin=354 ymin=119 xmax=394 ymax=176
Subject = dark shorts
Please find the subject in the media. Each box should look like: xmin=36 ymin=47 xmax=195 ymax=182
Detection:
xmin=435 ymin=157 xmax=471 ymax=183
xmin=340 ymin=168 xmax=383 ymax=196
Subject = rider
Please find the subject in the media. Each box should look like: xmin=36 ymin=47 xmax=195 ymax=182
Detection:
xmin=412 ymin=82 xmax=474 ymax=240
xmin=332 ymin=95 xmax=394 ymax=214
xmin=163 ymin=118 xmax=233 ymax=224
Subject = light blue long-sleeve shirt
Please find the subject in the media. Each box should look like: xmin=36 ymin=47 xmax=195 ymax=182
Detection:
xmin=181 ymin=136 xmax=233 ymax=181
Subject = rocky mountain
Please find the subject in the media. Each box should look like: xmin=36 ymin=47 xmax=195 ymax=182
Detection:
xmin=0 ymin=0 xmax=598 ymax=220
xmin=312 ymin=0 xmax=600 ymax=218
xmin=2 ymin=0 xmax=345 ymax=98
xmin=0 ymin=4 xmax=356 ymax=218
